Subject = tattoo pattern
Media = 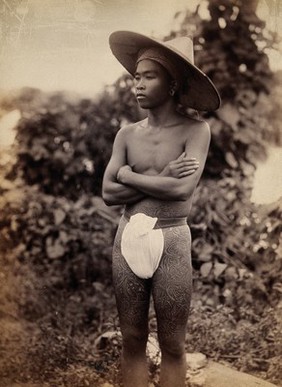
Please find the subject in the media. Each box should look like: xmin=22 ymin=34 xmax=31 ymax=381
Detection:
xmin=112 ymin=215 xmax=192 ymax=348
xmin=125 ymin=198 xmax=190 ymax=218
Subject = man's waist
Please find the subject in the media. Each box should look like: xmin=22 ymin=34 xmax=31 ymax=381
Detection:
xmin=123 ymin=210 xmax=187 ymax=229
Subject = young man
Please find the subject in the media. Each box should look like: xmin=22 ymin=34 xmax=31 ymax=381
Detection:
xmin=102 ymin=31 xmax=220 ymax=387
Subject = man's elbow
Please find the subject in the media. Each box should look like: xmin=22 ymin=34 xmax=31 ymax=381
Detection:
xmin=102 ymin=187 xmax=116 ymax=206
xmin=173 ymin=174 xmax=201 ymax=201
xmin=103 ymin=195 xmax=118 ymax=206
xmin=174 ymin=185 xmax=193 ymax=201
xmin=102 ymin=193 xmax=119 ymax=206
xmin=103 ymin=196 xmax=114 ymax=206
xmin=176 ymin=192 xmax=190 ymax=201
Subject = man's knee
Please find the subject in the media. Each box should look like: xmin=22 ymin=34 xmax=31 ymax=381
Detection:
xmin=122 ymin=326 xmax=149 ymax=354
xmin=158 ymin=335 xmax=186 ymax=359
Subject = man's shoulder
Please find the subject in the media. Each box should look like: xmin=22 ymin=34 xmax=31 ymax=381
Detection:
xmin=182 ymin=115 xmax=209 ymax=129
xmin=118 ymin=118 xmax=147 ymax=136
xmin=180 ymin=115 xmax=210 ymax=136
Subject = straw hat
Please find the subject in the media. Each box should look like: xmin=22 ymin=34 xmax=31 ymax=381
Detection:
xmin=109 ymin=30 xmax=221 ymax=111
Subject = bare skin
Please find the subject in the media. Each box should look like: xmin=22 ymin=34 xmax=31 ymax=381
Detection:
xmin=102 ymin=59 xmax=210 ymax=387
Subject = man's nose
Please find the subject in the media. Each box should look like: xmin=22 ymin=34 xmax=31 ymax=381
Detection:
xmin=136 ymin=79 xmax=145 ymax=89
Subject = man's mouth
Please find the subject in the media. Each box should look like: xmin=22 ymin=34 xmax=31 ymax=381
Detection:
xmin=136 ymin=94 xmax=146 ymax=98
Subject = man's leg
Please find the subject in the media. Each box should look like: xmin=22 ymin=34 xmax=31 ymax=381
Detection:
xmin=152 ymin=225 xmax=192 ymax=387
xmin=112 ymin=217 xmax=151 ymax=387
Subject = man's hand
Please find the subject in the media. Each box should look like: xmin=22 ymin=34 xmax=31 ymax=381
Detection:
xmin=159 ymin=152 xmax=199 ymax=178
xmin=117 ymin=165 xmax=132 ymax=184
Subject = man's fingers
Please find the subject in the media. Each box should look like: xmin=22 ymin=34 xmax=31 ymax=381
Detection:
xmin=179 ymin=169 xmax=197 ymax=177
xmin=175 ymin=161 xmax=199 ymax=170
xmin=182 ymin=157 xmax=197 ymax=163
xmin=177 ymin=165 xmax=198 ymax=173
xmin=173 ymin=157 xmax=198 ymax=165
xmin=182 ymin=160 xmax=199 ymax=166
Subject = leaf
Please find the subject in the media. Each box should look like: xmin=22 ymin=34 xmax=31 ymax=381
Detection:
xmin=200 ymin=262 xmax=213 ymax=277
xmin=217 ymin=103 xmax=240 ymax=129
xmin=213 ymin=261 xmax=228 ymax=278
xmin=46 ymin=237 xmax=65 ymax=259
xmin=59 ymin=230 xmax=70 ymax=243
xmin=225 ymin=152 xmax=238 ymax=168
xmin=240 ymin=160 xmax=255 ymax=176
xmin=54 ymin=208 xmax=66 ymax=225
xmin=197 ymin=244 xmax=214 ymax=262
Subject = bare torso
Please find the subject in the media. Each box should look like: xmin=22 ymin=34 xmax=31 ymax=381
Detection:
xmin=124 ymin=117 xmax=199 ymax=218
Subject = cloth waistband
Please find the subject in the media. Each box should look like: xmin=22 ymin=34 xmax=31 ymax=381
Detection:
xmin=123 ymin=211 xmax=187 ymax=229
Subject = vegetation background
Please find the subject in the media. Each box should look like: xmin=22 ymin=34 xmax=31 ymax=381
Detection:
xmin=0 ymin=0 xmax=281 ymax=386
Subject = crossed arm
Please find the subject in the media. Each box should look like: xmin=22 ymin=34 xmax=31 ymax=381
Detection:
xmin=102 ymin=122 xmax=210 ymax=206
xmin=102 ymin=128 xmax=146 ymax=205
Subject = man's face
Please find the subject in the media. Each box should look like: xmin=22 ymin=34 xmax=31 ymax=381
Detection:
xmin=134 ymin=59 xmax=172 ymax=109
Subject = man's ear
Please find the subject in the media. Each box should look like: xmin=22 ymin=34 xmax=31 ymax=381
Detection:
xmin=170 ymin=79 xmax=178 ymax=92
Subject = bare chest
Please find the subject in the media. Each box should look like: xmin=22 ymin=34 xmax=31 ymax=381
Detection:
xmin=126 ymin=128 xmax=186 ymax=174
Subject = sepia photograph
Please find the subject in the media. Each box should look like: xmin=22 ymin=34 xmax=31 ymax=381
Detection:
xmin=0 ymin=1 xmax=281 ymax=386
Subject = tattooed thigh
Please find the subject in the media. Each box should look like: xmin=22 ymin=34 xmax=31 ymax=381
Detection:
xmin=112 ymin=216 xmax=151 ymax=335
xmin=152 ymin=225 xmax=192 ymax=343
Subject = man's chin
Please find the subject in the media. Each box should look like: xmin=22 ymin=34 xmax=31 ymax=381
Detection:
xmin=137 ymin=100 xmax=158 ymax=109
xmin=137 ymin=101 xmax=150 ymax=109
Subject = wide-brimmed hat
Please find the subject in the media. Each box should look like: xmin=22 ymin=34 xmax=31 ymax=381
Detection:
xmin=109 ymin=30 xmax=221 ymax=111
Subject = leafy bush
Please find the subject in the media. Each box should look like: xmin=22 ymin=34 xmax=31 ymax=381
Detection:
xmin=0 ymin=0 xmax=281 ymax=385
xmin=4 ymin=80 xmax=139 ymax=200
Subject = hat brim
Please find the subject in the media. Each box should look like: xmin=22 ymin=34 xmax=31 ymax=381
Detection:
xmin=109 ymin=30 xmax=221 ymax=111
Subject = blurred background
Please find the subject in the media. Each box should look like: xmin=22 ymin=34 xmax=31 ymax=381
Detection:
xmin=0 ymin=1 xmax=281 ymax=386
xmin=0 ymin=0 xmax=281 ymax=93
xmin=0 ymin=0 xmax=211 ymax=93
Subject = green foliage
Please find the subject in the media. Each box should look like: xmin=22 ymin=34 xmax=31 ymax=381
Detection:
xmin=0 ymin=183 xmax=117 ymax=292
xmin=0 ymin=179 xmax=119 ymax=385
xmin=173 ymin=0 xmax=275 ymax=97
xmin=6 ymin=82 xmax=139 ymax=199
xmin=168 ymin=0 xmax=279 ymax=179
xmin=186 ymin=304 xmax=282 ymax=379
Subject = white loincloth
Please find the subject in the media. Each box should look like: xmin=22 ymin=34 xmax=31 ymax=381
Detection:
xmin=121 ymin=213 xmax=164 ymax=279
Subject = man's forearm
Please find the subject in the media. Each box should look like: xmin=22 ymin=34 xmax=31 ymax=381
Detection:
xmin=119 ymin=170 xmax=193 ymax=201
xmin=102 ymin=180 xmax=145 ymax=206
